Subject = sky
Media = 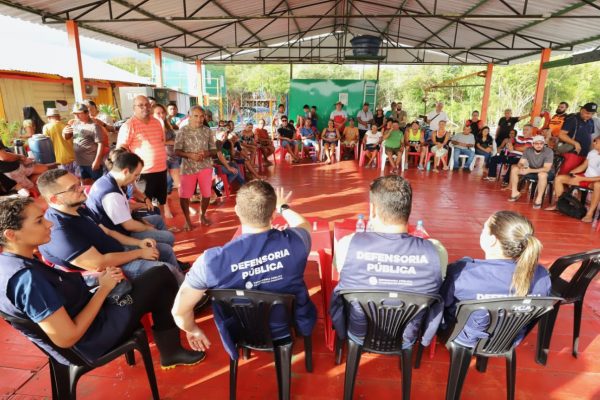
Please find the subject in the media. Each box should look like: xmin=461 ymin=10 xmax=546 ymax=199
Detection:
xmin=0 ymin=14 xmax=149 ymax=61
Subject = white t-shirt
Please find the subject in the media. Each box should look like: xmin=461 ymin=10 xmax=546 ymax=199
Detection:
xmin=427 ymin=110 xmax=449 ymax=132
xmin=272 ymin=111 xmax=285 ymax=130
xmin=592 ymin=116 xmax=600 ymax=139
xmin=101 ymin=179 xmax=133 ymax=226
xmin=365 ymin=130 xmax=382 ymax=145
xmin=330 ymin=110 xmax=347 ymax=120
xmin=585 ymin=149 xmax=600 ymax=178
xmin=357 ymin=110 xmax=374 ymax=130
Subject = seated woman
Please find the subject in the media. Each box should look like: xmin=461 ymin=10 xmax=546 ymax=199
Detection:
xmin=254 ymin=119 xmax=275 ymax=166
xmin=213 ymin=130 xmax=245 ymax=187
xmin=545 ymin=136 xmax=600 ymax=222
xmin=240 ymin=122 xmax=258 ymax=165
xmin=363 ymin=124 xmax=382 ymax=168
xmin=430 ymin=120 xmax=450 ymax=172
xmin=475 ymin=126 xmax=494 ymax=177
xmin=342 ymin=118 xmax=359 ymax=160
xmin=0 ymin=197 xmax=206 ymax=369
xmin=404 ymin=120 xmax=428 ymax=170
xmin=440 ymin=211 xmax=551 ymax=348
xmin=1 ymin=139 xmax=50 ymax=196
xmin=321 ymin=119 xmax=340 ymax=164
xmin=229 ymin=133 xmax=262 ymax=179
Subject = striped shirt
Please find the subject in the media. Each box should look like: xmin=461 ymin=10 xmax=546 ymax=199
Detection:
xmin=117 ymin=117 xmax=167 ymax=174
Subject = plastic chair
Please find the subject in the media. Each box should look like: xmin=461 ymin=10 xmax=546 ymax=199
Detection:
xmin=448 ymin=143 xmax=475 ymax=170
xmin=535 ymin=249 xmax=600 ymax=365
xmin=358 ymin=144 xmax=381 ymax=168
xmin=444 ymin=297 xmax=560 ymax=400
xmin=380 ymin=145 xmax=406 ymax=173
xmin=214 ymin=165 xmax=232 ymax=198
xmin=319 ymin=139 xmax=341 ymax=162
xmin=208 ymin=289 xmax=313 ymax=400
xmin=0 ymin=310 xmax=159 ymax=400
xmin=335 ymin=290 xmax=441 ymax=400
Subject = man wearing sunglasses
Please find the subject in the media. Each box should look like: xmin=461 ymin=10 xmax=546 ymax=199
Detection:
xmin=276 ymin=116 xmax=300 ymax=163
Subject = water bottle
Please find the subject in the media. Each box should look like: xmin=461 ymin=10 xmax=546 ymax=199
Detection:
xmin=355 ymin=214 xmax=366 ymax=232
xmin=413 ymin=220 xmax=427 ymax=238
xmin=366 ymin=219 xmax=375 ymax=232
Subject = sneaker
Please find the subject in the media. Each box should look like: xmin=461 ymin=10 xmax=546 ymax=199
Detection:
xmin=501 ymin=181 xmax=509 ymax=187
xmin=417 ymin=165 xmax=424 ymax=171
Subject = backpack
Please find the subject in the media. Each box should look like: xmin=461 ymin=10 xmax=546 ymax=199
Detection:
xmin=557 ymin=193 xmax=587 ymax=219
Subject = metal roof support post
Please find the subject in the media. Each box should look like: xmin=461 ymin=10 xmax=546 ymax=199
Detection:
xmin=154 ymin=48 xmax=163 ymax=88
xmin=66 ymin=20 xmax=86 ymax=102
xmin=480 ymin=63 xmax=493 ymax=125
xmin=195 ymin=59 xmax=204 ymax=105
xmin=532 ymin=48 xmax=551 ymax=121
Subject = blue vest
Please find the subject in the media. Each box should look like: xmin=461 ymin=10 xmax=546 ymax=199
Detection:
xmin=86 ymin=173 xmax=129 ymax=235
xmin=441 ymin=257 xmax=551 ymax=347
xmin=0 ymin=253 xmax=131 ymax=365
xmin=330 ymin=233 xmax=443 ymax=346
xmin=202 ymin=229 xmax=317 ymax=359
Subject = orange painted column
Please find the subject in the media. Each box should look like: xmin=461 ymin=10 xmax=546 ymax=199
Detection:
xmin=531 ymin=48 xmax=552 ymax=121
xmin=480 ymin=63 xmax=493 ymax=125
xmin=195 ymin=59 xmax=204 ymax=106
xmin=154 ymin=48 xmax=163 ymax=88
xmin=66 ymin=20 xmax=86 ymax=102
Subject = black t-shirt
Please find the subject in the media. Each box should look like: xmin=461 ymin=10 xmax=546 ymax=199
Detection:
xmin=0 ymin=141 xmax=20 ymax=173
xmin=277 ymin=126 xmax=295 ymax=140
xmin=374 ymin=115 xmax=385 ymax=129
xmin=496 ymin=116 xmax=520 ymax=146
xmin=466 ymin=119 xmax=481 ymax=137
xmin=476 ymin=135 xmax=493 ymax=149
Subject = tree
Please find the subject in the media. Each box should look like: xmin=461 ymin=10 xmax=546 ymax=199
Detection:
xmin=106 ymin=57 xmax=152 ymax=77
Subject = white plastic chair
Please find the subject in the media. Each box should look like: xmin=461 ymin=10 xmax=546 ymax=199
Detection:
xmin=380 ymin=144 xmax=406 ymax=173
xmin=448 ymin=143 xmax=475 ymax=170
xmin=319 ymin=139 xmax=341 ymax=162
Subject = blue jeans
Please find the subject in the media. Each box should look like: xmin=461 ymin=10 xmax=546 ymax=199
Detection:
xmin=475 ymin=148 xmax=492 ymax=166
xmin=452 ymin=148 xmax=475 ymax=169
xmin=216 ymin=164 xmax=245 ymax=186
xmin=131 ymin=214 xmax=175 ymax=246
xmin=120 ymin=251 xmax=184 ymax=285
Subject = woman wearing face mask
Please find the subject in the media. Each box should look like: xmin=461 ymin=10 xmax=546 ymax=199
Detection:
xmin=440 ymin=211 xmax=551 ymax=347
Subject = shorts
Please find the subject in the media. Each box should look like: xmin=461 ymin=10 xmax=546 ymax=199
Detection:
xmin=302 ymin=139 xmax=319 ymax=148
xmin=167 ymin=157 xmax=181 ymax=170
xmin=573 ymin=173 xmax=596 ymax=189
xmin=523 ymin=171 xmax=555 ymax=182
xmin=365 ymin=144 xmax=380 ymax=151
xmin=79 ymin=165 xmax=104 ymax=181
xmin=323 ymin=140 xmax=337 ymax=146
xmin=179 ymin=168 xmax=212 ymax=199
xmin=343 ymin=141 xmax=357 ymax=147
xmin=385 ymin=146 xmax=401 ymax=155
xmin=4 ymin=163 xmax=34 ymax=189
xmin=431 ymin=146 xmax=448 ymax=157
xmin=139 ymin=169 xmax=168 ymax=204
xmin=281 ymin=138 xmax=296 ymax=147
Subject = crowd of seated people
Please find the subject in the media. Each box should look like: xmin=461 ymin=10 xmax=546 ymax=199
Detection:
xmin=0 ymin=173 xmax=555 ymax=397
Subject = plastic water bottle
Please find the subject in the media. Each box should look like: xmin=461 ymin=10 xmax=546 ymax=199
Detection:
xmin=413 ymin=220 xmax=427 ymax=238
xmin=366 ymin=219 xmax=375 ymax=232
xmin=355 ymin=214 xmax=366 ymax=232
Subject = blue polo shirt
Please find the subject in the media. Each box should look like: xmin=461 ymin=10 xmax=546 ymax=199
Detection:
xmin=441 ymin=257 xmax=551 ymax=347
xmin=0 ymin=252 xmax=131 ymax=364
xmin=40 ymin=207 xmax=124 ymax=270
xmin=562 ymin=114 xmax=595 ymax=156
xmin=185 ymin=227 xmax=317 ymax=359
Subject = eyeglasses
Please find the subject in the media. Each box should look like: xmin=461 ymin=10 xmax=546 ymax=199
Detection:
xmin=281 ymin=119 xmax=288 ymax=122
xmin=134 ymin=104 xmax=151 ymax=108
xmin=53 ymin=183 xmax=83 ymax=196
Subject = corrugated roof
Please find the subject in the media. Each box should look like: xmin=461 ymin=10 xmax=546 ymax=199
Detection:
xmin=0 ymin=0 xmax=599 ymax=65
xmin=0 ymin=41 xmax=151 ymax=84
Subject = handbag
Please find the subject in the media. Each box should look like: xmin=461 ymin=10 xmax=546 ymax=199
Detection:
xmin=557 ymin=193 xmax=587 ymax=219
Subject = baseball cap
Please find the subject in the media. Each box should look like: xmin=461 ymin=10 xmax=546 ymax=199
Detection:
xmin=582 ymin=102 xmax=598 ymax=113
xmin=72 ymin=102 xmax=89 ymax=113
xmin=532 ymin=135 xmax=545 ymax=143
xmin=46 ymin=108 xmax=60 ymax=117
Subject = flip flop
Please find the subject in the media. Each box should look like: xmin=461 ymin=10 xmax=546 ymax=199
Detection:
xmin=200 ymin=216 xmax=212 ymax=226
xmin=508 ymin=193 xmax=522 ymax=202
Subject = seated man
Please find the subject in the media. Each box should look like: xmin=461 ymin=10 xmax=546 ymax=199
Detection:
xmin=507 ymin=135 xmax=554 ymax=209
xmin=382 ymin=120 xmax=404 ymax=173
xmin=171 ymin=180 xmax=317 ymax=359
xmin=0 ymin=139 xmax=49 ymax=195
xmin=85 ymin=151 xmax=177 ymax=258
xmin=330 ymin=175 xmax=447 ymax=348
xmin=213 ymin=130 xmax=245 ymax=188
xmin=556 ymin=102 xmax=597 ymax=174
xmin=546 ymin=136 xmax=600 ymax=222
xmin=299 ymin=118 xmax=319 ymax=160
xmin=276 ymin=116 xmax=300 ymax=163
xmin=254 ymin=119 xmax=275 ymax=165
xmin=451 ymin=125 xmax=475 ymax=171
xmin=36 ymin=169 xmax=184 ymax=284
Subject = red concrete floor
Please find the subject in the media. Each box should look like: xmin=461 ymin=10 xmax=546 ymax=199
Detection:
xmin=2 ymin=159 xmax=600 ymax=399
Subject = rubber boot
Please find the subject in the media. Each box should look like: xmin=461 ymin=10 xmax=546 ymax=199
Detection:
xmin=152 ymin=328 xmax=206 ymax=370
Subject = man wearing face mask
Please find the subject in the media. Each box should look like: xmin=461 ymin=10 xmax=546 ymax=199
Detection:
xmin=329 ymin=175 xmax=448 ymax=349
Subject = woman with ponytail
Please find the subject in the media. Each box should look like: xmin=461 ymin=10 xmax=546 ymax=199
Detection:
xmin=440 ymin=210 xmax=551 ymax=347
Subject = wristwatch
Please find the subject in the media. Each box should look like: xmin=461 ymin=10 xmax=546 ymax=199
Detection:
xmin=278 ymin=204 xmax=290 ymax=214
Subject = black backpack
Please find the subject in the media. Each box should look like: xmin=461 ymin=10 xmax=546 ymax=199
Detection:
xmin=557 ymin=193 xmax=587 ymax=219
